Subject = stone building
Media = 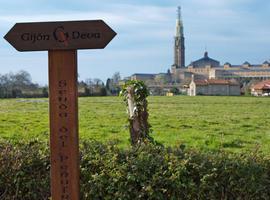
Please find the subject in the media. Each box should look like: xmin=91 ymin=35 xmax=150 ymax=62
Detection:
xmin=188 ymin=75 xmax=240 ymax=96
xmin=130 ymin=73 xmax=156 ymax=82
xmin=208 ymin=61 xmax=270 ymax=80
xmin=130 ymin=72 xmax=171 ymax=83
xmin=173 ymin=51 xmax=270 ymax=83
xmin=185 ymin=51 xmax=221 ymax=80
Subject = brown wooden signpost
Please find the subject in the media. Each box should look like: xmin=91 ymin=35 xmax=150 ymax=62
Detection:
xmin=4 ymin=20 xmax=116 ymax=200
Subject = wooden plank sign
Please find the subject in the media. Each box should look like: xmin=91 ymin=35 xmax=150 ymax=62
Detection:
xmin=4 ymin=20 xmax=116 ymax=51
xmin=48 ymin=50 xmax=79 ymax=200
xmin=4 ymin=20 xmax=116 ymax=200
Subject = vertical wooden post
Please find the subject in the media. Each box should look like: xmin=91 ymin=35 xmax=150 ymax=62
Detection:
xmin=49 ymin=50 xmax=80 ymax=200
xmin=127 ymin=86 xmax=141 ymax=144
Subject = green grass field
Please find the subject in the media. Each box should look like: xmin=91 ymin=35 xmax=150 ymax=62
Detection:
xmin=0 ymin=96 xmax=270 ymax=153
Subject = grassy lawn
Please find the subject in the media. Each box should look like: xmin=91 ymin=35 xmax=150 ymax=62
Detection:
xmin=0 ymin=96 xmax=270 ymax=153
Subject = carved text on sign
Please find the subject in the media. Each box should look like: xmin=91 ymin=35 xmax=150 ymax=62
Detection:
xmin=21 ymin=26 xmax=101 ymax=44
xmin=57 ymin=79 xmax=70 ymax=200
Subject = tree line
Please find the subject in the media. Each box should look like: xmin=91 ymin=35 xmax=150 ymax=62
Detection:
xmin=0 ymin=70 xmax=121 ymax=98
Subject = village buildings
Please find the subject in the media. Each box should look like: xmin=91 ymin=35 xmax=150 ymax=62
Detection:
xmin=127 ymin=6 xmax=270 ymax=96
xmin=251 ymin=80 xmax=270 ymax=96
xmin=188 ymin=75 xmax=240 ymax=96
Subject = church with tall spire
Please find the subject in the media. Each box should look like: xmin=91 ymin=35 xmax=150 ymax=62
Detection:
xmin=128 ymin=6 xmax=270 ymax=95
xmin=173 ymin=6 xmax=185 ymax=68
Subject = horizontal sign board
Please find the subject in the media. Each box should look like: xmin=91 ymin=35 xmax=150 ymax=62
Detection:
xmin=4 ymin=20 xmax=116 ymax=51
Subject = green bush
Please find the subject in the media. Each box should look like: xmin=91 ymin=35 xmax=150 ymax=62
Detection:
xmin=0 ymin=140 xmax=50 ymax=200
xmin=0 ymin=140 xmax=270 ymax=199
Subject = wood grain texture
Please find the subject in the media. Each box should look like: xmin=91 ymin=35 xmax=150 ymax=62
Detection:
xmin=4 ymin=20 xmax=116 ymax=51
xmin=49 ymin=50 xmax=79 ymax=200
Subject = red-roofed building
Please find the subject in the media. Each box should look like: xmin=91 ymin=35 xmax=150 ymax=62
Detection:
xmin=188 ymin=75 xmax=240 ymax=96
xmin=251 ymin=80 xmax=270 ymax=96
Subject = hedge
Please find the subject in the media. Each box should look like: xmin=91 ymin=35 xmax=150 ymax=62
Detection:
xmin=0 ymin=140 xmax=270 ymax=199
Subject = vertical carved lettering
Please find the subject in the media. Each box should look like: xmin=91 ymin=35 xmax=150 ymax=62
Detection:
xmin=57 ymin=79 xmax=70 ymax=199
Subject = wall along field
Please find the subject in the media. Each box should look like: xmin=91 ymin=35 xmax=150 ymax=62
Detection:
xmin=0 ymin=96 xmax=270 ymax=153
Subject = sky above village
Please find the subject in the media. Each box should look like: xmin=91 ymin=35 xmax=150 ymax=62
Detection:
xmin=0 ymin=0 xmax=270 ymax=85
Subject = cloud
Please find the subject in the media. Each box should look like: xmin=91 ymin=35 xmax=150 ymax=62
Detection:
xmin=0 ymin=4 xmax=172 ymax=24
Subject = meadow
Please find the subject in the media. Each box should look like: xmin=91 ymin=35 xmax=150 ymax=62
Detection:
xmin=0 ymin=96 xmax=270 ymax=153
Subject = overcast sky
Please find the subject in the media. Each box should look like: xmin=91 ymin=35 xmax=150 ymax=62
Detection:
xmin=0 ymin=0 xmax=270 ymax=85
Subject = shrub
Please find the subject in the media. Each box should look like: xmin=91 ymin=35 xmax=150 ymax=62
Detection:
xmin=0 ymin=140 xmax=270 ymax=199
xmin=0 ymin=140 xmax=50 ymax=200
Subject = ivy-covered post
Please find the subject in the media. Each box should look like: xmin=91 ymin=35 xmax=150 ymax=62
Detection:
xmin=120 ymin=80 xmax=153 ymax=145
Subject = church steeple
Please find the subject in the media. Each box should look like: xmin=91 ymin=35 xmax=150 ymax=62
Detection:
xmin=174 ymin=6 xmax=185 ymax=68
xmin=176 ymin=6 xmax=183 ymax=37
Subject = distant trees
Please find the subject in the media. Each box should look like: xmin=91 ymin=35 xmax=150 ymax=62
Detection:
xmin=79 ymin=78 xmax=107 ymax=96
xmin=0 ymin=70 xmax=46 ymax=98
xmin=106 ymin=72 xmax=121 ymax=95
xmin=0 ymin=70 xmax=122 ymax=98
xmin=81 ymin=72 xmax=122 ymax=97
xmin=170 ymin=87 xmax=180 ymax=95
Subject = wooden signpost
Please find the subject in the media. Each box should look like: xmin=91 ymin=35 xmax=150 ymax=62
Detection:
xmin=4 ymin=20 xmax=116 ymax=200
